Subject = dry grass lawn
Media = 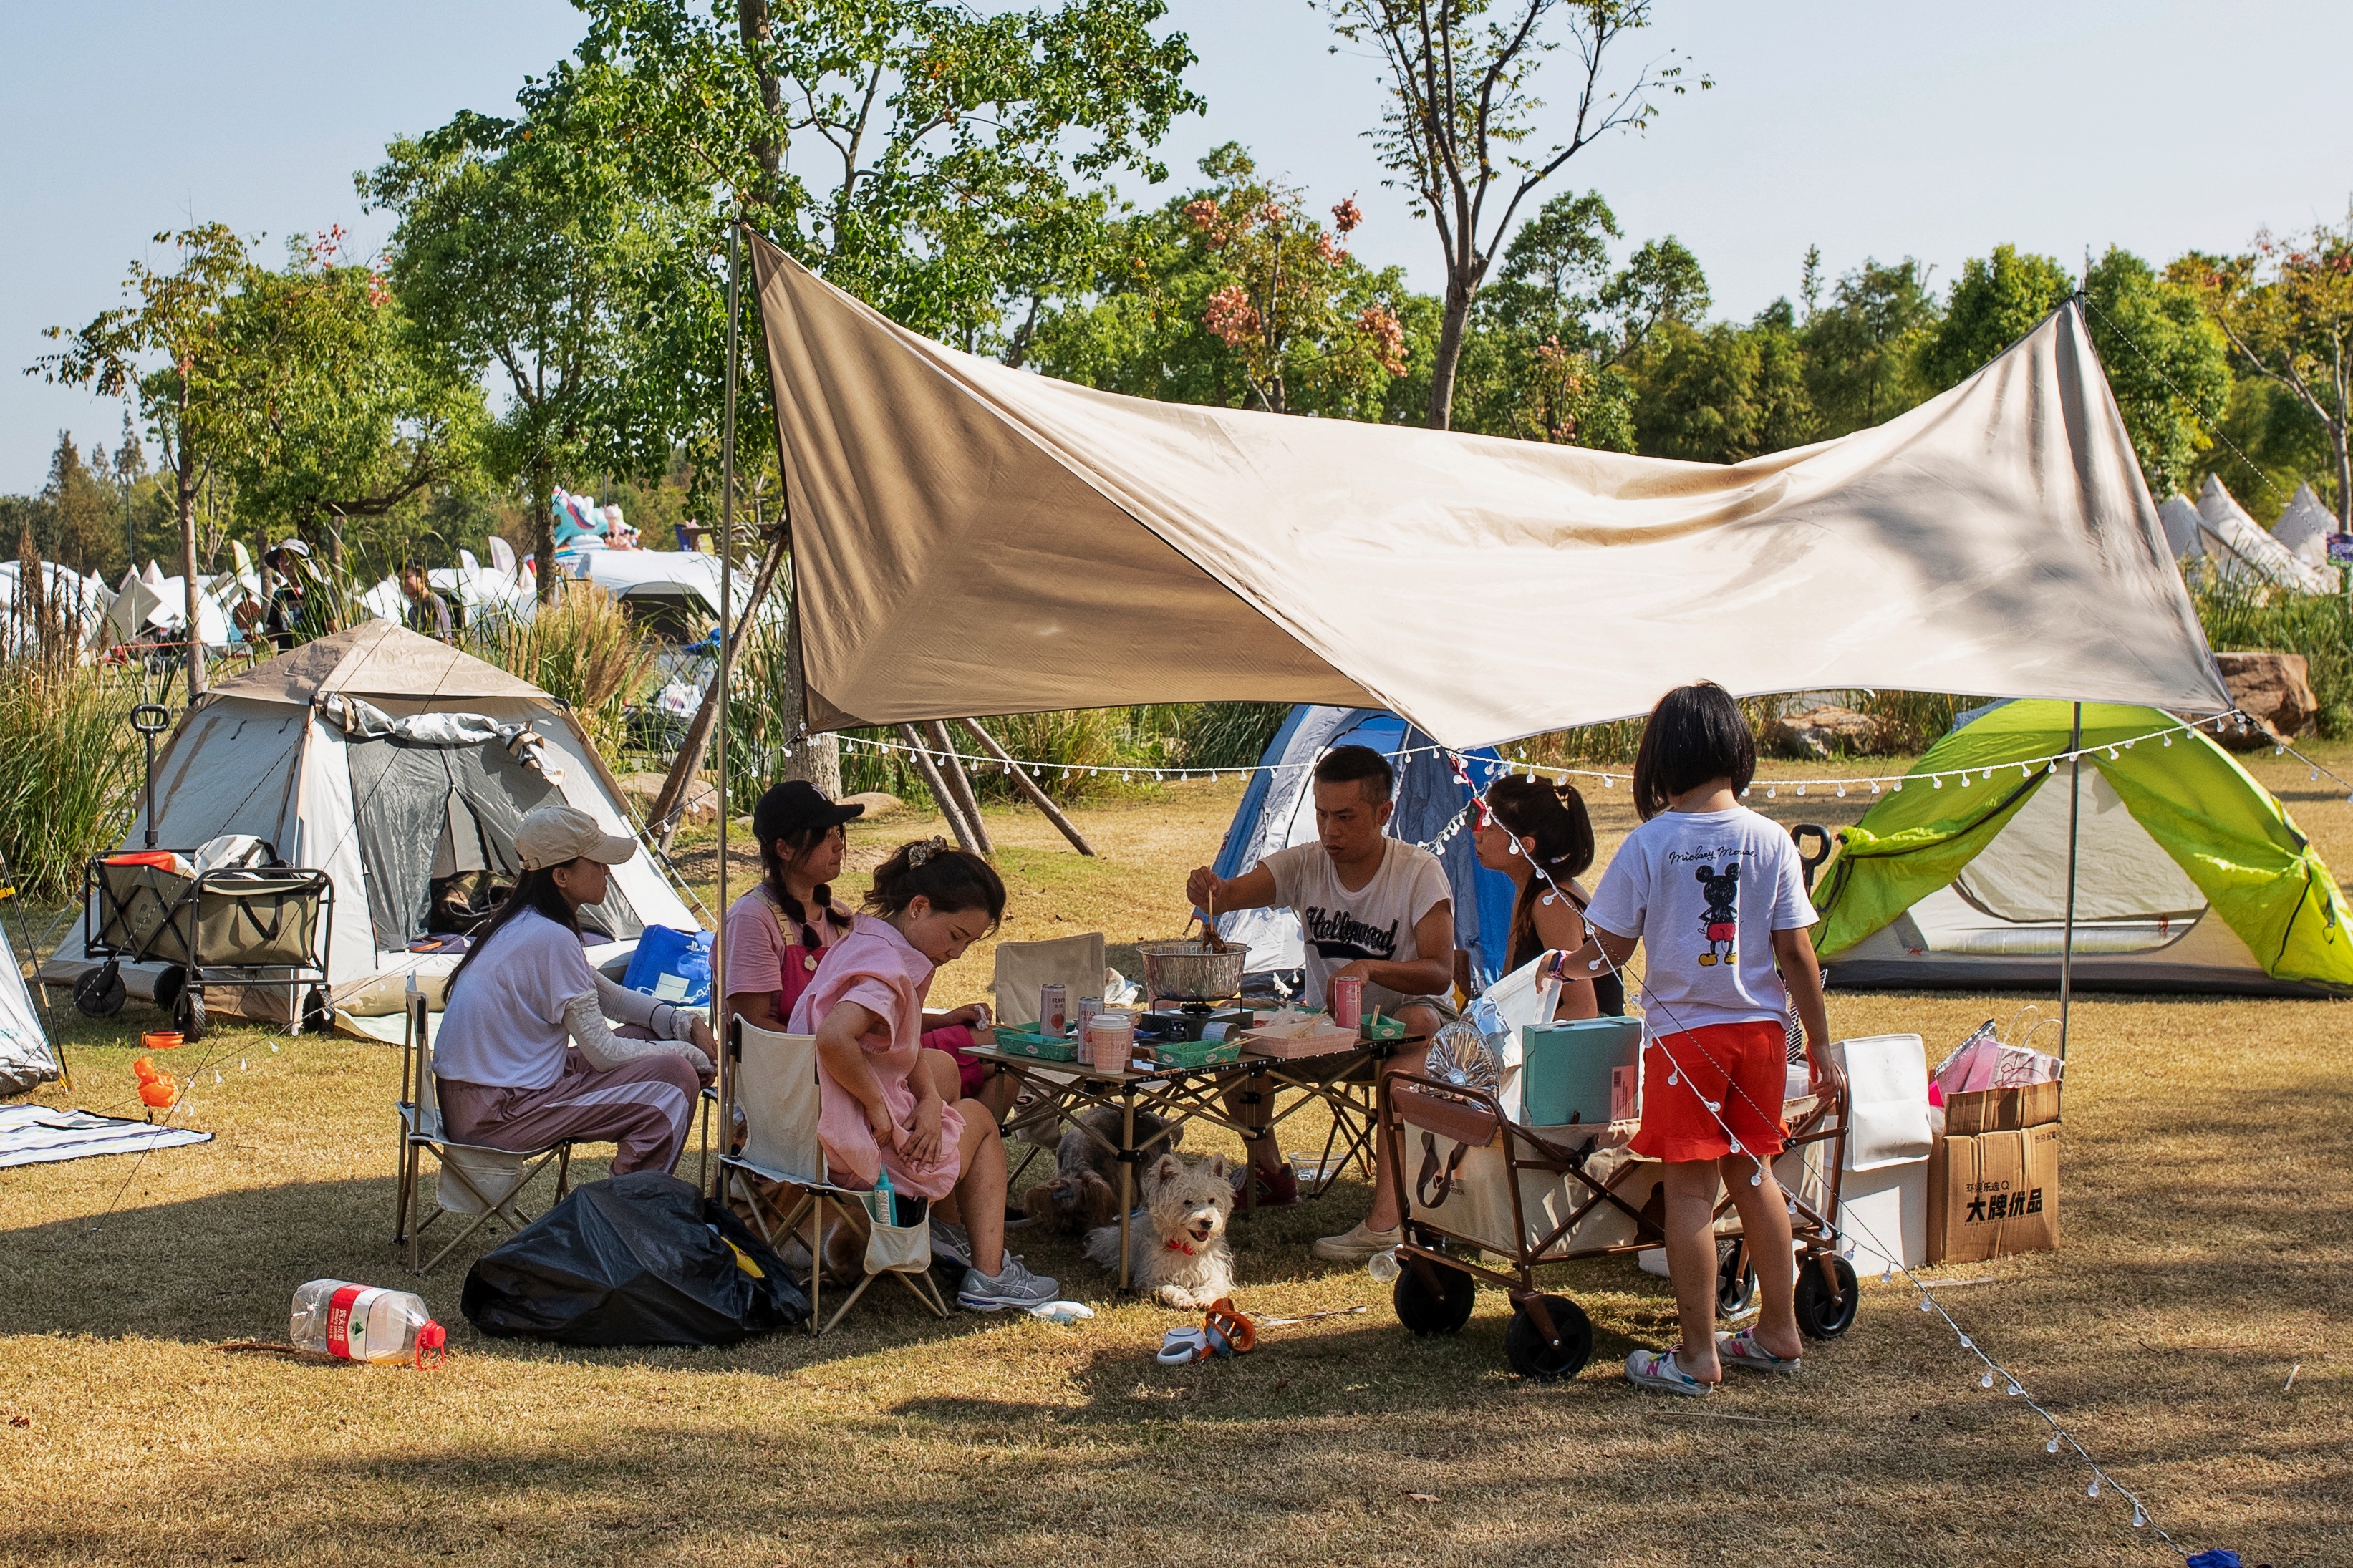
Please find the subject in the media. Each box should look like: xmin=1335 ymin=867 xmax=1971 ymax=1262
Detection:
xmin=2 ymin=749 xmax=2349 ymax=1566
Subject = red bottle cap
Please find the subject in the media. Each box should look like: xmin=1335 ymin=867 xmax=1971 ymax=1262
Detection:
xmin=414 ymin=1320 xmax=447 ymax=1370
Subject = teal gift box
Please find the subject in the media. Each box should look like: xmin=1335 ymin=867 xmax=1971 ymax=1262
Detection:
xmin=1520 ymin=1017 xmax=1643 ymax=1127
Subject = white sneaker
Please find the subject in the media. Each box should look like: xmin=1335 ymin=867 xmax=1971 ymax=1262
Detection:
xmin=1312 ymin=1219 xmax=1402 ymax=1264
xmin=957 ymin=1252 xmax=1060 ymax=1311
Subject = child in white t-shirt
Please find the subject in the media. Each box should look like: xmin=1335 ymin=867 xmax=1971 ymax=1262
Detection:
xmin=1562 ymin=682 xmax=1838 ymax=1398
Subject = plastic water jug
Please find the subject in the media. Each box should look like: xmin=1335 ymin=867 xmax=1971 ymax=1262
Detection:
xmin=289 ymin=1279 xmax=447 ymax=1367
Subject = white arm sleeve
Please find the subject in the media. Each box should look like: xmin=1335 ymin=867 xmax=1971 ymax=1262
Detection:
xmin=565 ymin=991 xmax=713 ymax=1075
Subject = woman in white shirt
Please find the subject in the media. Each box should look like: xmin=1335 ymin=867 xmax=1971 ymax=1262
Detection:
xmin=434 ymin=805 xmax=716 ymax=1176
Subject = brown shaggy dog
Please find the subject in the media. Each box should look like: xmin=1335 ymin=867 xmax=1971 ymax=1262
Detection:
xmin=1021 ymin=1106 xmax=1182 ymax=1234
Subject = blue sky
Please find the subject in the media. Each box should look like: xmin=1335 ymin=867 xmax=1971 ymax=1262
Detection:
xmin=6 ymin=0 xmax=2349 ymax=493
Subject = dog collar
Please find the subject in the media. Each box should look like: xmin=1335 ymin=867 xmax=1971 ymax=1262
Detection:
xmin=1164 ymin=1238 xmax=1197 ymax=1256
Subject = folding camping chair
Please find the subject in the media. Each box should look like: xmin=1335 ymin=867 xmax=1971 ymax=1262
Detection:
xmin=392 ymin=989 xmax=575 ymax=1274
xmin=988 ymin=933 xmax=1107 ymax=1179
xmin=718 ymin=1017 xmax=947 ymax=1334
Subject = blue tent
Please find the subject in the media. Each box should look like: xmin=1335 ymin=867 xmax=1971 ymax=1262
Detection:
xmin=1209 ymin=706 xmax=1519 ymax=992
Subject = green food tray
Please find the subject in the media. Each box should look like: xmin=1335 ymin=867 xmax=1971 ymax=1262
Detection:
xmin=1152 ymin=1038 xmax=1242 ymax=1070
xmin=1358 ymin=1014 xmax=1411 ymax=1041
xmin=995 ymin=1030 xmax=1080 ymax=1061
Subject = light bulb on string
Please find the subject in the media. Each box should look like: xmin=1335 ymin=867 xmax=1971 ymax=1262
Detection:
xmin=1796 ymin=784 xmax=1806 ymax=796
xmin=1870 ymin=780 xmax=1881 ymax=794
xmin=2163 ymin=734 xmax=2173 ymax=746
xmin=1933 ymin=777 xmax=1943 ymax=789
xmin=1958 ymin=1335 xmax=1973 ymax=1348
xmin=2132 ymin=1506 xmax=2146 ymax=1528
xmin=1979 ymin=1370 xmax=1994 ymax=1389
xmin=1766 ymin=786 xmax=1777 ymax=799
xmin=2047 ymin=1436 xmax=2061 ymax=1453
xmin=1880 ymin=1264 xmax=1893 ymax=1283
xmin=1835 ymin=784 xmax=1846 ymax=797
xmin=1960 ymin=773 xmax=1971 ymax=788
xmin=1704 ymin=1099 xmax=1721 ymax=1113
xmin=2087 ymin=1477 xmax=2100 ymax=1499
xmin=1917 ymin=1297 xmax=1933 ymax=1312
xmin=2006 ymin=1381 xmax=2022 ymax=1397
xmin=1666 ymin=1071 xmax=1679 ymax=1086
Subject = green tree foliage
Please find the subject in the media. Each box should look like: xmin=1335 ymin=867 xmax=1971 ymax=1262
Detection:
xmin=1030 ymin=146 xmax=1416 ymax=420
xmin=2182 ymin=218 xmax=2353 ymax=525
xmin=1799 ymin=256 xmax=1939 ymax=435
xmin=572 ymin=0 xmax=1199 ymax=353
xmin=1917 ymin=243 xmax=2074 ymax=389
xmin=1323 ymin=0 xmax=1704 ymax=430
xmin=211 ymin=228 xmax=488 ymax=561
xmin=29 ymin=432 xmax=124 ymax=579
xmin=1630 ymin=299 xmax=1815 ymax=462
xmin=364 ymin=81 xmax=692 ymax=600
xmin=2077 ymin=247 xmax=2231 ymax=499
xmin=32 ymin=223 xmax=259 ymax=693
xmin=1447 ymin=190 xmax=1701 ymax=450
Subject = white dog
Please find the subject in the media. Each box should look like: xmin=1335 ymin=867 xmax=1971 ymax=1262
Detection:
xmin=1085 ymin=1151 xmax=1237 ymax=1310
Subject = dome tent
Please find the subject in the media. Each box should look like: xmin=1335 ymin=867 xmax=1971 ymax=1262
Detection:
xmin=1209 ymin=705 xmax=1518 ymax=990
xmin=1812 ymin=701 xmax=2353 ymax=996
xmin=39 ymin=622 xmax=700 ymax=1038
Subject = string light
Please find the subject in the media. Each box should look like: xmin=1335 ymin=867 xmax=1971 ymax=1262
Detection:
xmin=833 ymin=714 xmax=2353 ymax=908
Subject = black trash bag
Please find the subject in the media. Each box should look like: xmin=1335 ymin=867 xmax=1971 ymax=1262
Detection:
xmin=461 ymin=1171 xmax=808 ymax=1346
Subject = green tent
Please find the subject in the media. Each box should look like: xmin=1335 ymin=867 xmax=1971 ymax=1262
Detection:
xmin=1812 ymin=701 xmax=2353 ymax=996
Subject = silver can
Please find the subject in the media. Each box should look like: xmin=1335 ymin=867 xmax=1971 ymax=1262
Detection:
xmin=1040 ymin=982 xmax=1068 ymax=1037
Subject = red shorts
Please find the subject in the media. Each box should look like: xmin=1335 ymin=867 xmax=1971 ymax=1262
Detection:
xmin=1630 ymin=1020 xmax=1789 ymax=1164
xmin=922 ymin=1025 xmax=988 ymax=1099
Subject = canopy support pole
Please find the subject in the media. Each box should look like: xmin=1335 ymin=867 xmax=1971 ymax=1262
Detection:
xmin=960 ymin=717 xmax=1095 ymax=856
xmin=2058 ymin=702 xmax=2082 ymax=1073
xmin=646 ymin=525 xmax=788 ymax=853
xmin=897 ymin=724 xmax=980 ymax=854
xmin=925 ymin=721 xmax=992 ymax=858
xmin=712 ymin=222 xmax=741 ymax=1200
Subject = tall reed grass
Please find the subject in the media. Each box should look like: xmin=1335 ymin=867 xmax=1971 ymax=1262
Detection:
xmin=2192 ymin=577 xmax=2353 ymax=737
xmin=0 ymin=662 xmax=166 ymax=904
xmin=468 ymin=581 xmax=658 ymax=763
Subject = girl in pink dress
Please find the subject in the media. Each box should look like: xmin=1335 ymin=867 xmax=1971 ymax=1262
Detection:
xmin=787 ymin=838 xmax=1056 ymax=1312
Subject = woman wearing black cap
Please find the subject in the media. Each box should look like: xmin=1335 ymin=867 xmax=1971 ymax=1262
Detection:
xmin=723 ymin=783 xmax=998 ymax=1103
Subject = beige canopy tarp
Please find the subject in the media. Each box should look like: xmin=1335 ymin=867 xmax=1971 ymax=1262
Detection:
xmin=749 ymin=235 xmax=2231 ymax=750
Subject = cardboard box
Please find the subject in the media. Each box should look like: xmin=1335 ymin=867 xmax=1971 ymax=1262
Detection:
xmin=1520 ymin=1017 xmax=1642 ymax=1127
xmin=1943 ymin=1079 xmax=2062 ymax=1137
xmin=1928 ymin=1122 xmax=2060 ymax=1263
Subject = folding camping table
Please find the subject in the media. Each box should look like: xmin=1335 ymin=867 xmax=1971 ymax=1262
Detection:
xmin=966 ymin=1028 xmax=1424 ymax=1291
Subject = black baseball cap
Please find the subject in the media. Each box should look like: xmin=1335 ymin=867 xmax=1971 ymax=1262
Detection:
xmin=752 ymin=780 xmax=863 ymax=842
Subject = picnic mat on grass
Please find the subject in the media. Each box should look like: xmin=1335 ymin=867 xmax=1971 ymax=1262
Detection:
xmin=0 ymin=1104 xmax=212 ymax=1168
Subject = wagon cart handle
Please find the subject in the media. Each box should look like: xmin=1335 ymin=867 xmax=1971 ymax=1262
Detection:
xmin=1789 ymin=823 xmax=1833 ymax=893
xmin=130 ymin=704 xmax=173 ymax=849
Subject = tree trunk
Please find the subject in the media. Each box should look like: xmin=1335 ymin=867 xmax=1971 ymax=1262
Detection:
xmin=738 ymin=0 xmax=783 ymax=213
xmin=1424 ymin=278 xmax=1475 ymax=431
xmin=2334 ymin=418 xmax=2352 ymax=532
xmin=649 ymin=525 xmax=791 ymax=850
xmin=960 ymin=717 xmax=1094 ymax=855
xmin=898 ymin=724 xmax=979 ymax=853
xmin=531 ymin=454 xmax=558 ymax=603
xmin=925 ymin=720 xmax=992 ymax=857
xmin=178 ymin=442 xmax=206 ymax=698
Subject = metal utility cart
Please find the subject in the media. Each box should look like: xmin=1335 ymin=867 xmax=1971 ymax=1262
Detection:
xmin=70 ymin=704 xmax=334 ymax=1042
xmin=1377 ymin=1068 xmax=1859 ymax=1380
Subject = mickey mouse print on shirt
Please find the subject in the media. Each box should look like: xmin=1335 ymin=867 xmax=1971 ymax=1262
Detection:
xmin=1694 ymin=863 xmax=1740 ymax=967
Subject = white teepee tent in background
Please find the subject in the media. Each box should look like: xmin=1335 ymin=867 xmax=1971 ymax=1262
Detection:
xmin=2271 ymin=482 xmax=2337 ymax=565
xmin=0 ymin=915 xmax=59 ymax=1095
xmin=2160 ymin=476 xmax=2341 ymax=594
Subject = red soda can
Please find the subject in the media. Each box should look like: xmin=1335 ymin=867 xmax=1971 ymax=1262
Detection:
xmin=1040 ymin=982 xmax=1068 ymax=1037
xmin=1330 ymin=974 xmax=1364 ymax=1029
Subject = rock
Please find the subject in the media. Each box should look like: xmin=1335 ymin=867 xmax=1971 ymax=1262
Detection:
xmin=841 ymin=790 xmax=904 ymax=819
xmin=2211 ymin=651 xmax=2319 ymax=750
xmin=1765 ymin=705 xmax=1883 ymax=760
xmin=616 ymin=771 xmax=718 ymax=824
